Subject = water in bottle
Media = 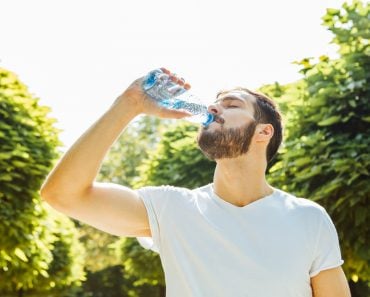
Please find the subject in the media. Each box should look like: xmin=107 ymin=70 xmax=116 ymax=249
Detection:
xmin=142 ymin=69 xmax=214 ymax=126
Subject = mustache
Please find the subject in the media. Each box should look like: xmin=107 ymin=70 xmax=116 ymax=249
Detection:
xmin=213 ymin=114 xmax=225 ymax=124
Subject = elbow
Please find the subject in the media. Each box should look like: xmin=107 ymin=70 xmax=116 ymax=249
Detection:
xmin=39 ymin=188 xmax=68 ymax=215
xmin=39 ymin=181 xmax=92 ymax=205
xmin=39 ymin=186 xmax=69 ymax=212
xmin=39 ymin=185 xmax=57 ymax=203
xmin=39 ymin=178 xmax=63 ymax=203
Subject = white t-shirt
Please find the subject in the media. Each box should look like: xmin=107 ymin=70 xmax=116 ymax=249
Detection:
xmin=136 ymin=184 xmax=344 ymax=297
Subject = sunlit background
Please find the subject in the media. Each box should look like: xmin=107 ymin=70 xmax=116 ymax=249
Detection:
xmin=1 ymin=0 xmax=344 ymax=150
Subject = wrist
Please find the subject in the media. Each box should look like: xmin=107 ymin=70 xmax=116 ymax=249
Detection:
xmin=113 ymin=92 xmax=143 ymax=116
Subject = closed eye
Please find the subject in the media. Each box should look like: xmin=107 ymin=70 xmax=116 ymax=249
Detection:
xmin=215 ymin=97 xmax=245 ymax=109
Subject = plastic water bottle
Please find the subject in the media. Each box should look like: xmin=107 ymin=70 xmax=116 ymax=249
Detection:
xmin=142 ymin=69 xmax=214 ymax=126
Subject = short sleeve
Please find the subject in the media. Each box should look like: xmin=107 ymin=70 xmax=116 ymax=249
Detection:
xmin=135 ymin=186 xmax=171 ymax=254
xmin=309 ymin=208 xmax=344 ymax=277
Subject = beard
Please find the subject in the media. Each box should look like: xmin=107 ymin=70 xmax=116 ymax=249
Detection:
xmin=197 ymin=121 xmax=258 ymax=160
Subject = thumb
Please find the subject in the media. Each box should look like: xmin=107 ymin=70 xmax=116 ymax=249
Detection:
xmin=158 ymin=107 xmax=193 ymax=119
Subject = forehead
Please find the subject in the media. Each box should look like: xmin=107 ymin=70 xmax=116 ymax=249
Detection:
xmin=216 ymin=90 xmax=256 ymax=110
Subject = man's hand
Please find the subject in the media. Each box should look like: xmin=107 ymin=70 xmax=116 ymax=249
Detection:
xmin=115 ymin=67 xmax=192 ymax=119
xmin=311 ymin=266 xmax=351 ymax=297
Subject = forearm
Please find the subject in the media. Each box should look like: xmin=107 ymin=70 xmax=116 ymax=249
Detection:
xmin=40 ymin=69 xmax=191 ymax=201
xmin=40 ymin=96 xmax=140 ymax=199
xmin=311 ymin=267 xmax=351 ymax=297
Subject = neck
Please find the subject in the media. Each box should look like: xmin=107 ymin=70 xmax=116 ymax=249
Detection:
xmin=213 ymin=149 xmax=274 ymax=207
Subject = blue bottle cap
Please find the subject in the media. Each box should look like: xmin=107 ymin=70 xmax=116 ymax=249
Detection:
xmin=143 ymin=69 xmax=165 ymax=91
xmin=202 ymin=113 xmax=215 ymax=127
xmin=142 ymin=71 xmax=158 ymax=91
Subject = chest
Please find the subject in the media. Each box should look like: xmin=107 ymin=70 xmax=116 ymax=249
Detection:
xmin=161 ymin=202 xmax=314 ymax=282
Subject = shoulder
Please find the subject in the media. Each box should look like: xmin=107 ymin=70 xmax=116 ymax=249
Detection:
xmin=273 ymin=189 xmax=337 ymax=242
xmin=136 ymin=184 xmax=183 ymax=194
xmin=136 ymin=184 xmax=202 ymax=201
xmin=275 ymin=188 xmax=328 ymax=219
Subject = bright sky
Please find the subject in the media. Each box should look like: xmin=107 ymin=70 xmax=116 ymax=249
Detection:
xmin=1 ymin=0 xmax=344 ymax=150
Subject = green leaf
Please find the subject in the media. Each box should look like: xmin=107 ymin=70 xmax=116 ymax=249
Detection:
xmin=348 ymin=100 xmax=356 ymax=107
xmin=14 ymin=247 xmax=28 ymax=262
xmin=39 ymin=269 xmax=49 ymax=278
xmin=294 ymin=157 xmax=312 ymax=167
xmin=326 ymin=8 xmax=340 ymax=16
xmin=355 ymin=208 xmax=367 ymax=227
xmin=0 ymin=174 xmax=13 ymax=181
xmin=317 ymin=115 xmax=342 ymax=126
xmin=1 ymin=250 xmax=12 ymax=261
xmin=361 ymin=116 xmax=370 ymax=122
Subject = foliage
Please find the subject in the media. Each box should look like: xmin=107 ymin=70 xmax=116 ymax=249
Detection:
xmin=118 ymin=238 xmax=166 ymax=295
xmin=20 ymin=208 xmax=87 ymax=297
xmin=99 ymin=115 xmax=215 ymax=190
xmin=0 ymin=68 xmax=85 ymax=295
xmin=135 ymin=122 xmax=215 ymax=189
xmin=0 ymin=67 xmax=59 ymax=291
xmin=77 ymin=224 xmax=121 ymax=273
xmin=266 ymin=0 xmax=370 ymax=283
xmin=259 ymin=80 xmax=308 ymax=172
xmin=99 ymin=116 xmax=169 ymax=187
xmin=82 ymin=264 xmax=164 ymax=297
xmin=82 ymin=265 xmax=128 ymax=297
xmin=118 ymin=237 xmax=164 ymax=286
xmin=37 ymin=208 xmax=86 ymax=293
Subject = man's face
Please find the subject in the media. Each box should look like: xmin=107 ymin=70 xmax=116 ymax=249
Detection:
xmin=197 ymin=90 xmax=258 ymax=160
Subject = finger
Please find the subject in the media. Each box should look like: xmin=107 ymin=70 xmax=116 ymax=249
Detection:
xmin=159 ymin=107 xmax=192 ymax=119
xmin=168 ymin=84 xmax=184 ymax=96
xmin=160 ymin=67 xmax=171 ymax=75
xmin=184 ymin=83 xmax=191 ymax=90
xmin=177 ymin=77 xmax=185 ymax=86
xmin=170 ymin=75 xmax=178 ymax=83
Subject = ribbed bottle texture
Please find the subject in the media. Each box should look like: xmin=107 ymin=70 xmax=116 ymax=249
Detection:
xmin=142 ymin=69 xmax=214 ymax=126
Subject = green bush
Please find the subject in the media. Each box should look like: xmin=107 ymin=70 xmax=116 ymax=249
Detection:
xmin=267 ymin=0 xmax=370 ymax=282
xmin=0 ymin=68 xmax=85 ymax=295
xmin=136 ymin=122 xmax=215 ymax=189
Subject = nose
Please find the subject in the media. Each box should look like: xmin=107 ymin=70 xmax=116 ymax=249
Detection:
xmin=207 ymin=103 xmax=222 ymax=115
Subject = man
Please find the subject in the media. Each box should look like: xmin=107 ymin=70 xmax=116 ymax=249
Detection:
xmin=40 ymin=68 xmax=351 ymax=297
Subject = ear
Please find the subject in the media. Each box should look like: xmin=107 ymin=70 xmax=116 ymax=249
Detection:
xmin=255 ymin=124 xmax=274 ymax=142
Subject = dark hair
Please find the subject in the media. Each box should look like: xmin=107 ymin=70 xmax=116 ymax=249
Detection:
xmin=217 ymin=88 xmax=283 ymax=163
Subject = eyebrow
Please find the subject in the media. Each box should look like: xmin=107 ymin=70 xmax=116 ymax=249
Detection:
xmin=215 ymin=96 xmax=246 ymax=105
